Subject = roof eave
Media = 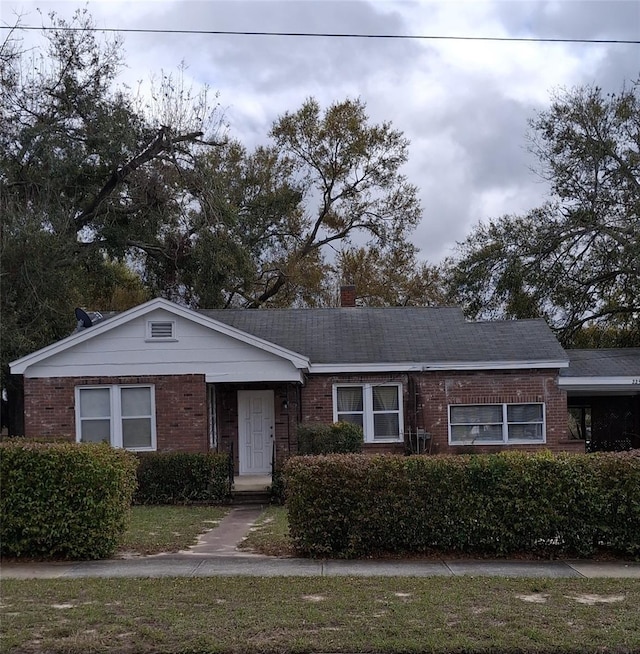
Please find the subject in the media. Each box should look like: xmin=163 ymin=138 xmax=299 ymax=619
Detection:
xmin=559 ymin=376 xmax=640 ymax=392
xmin=309 ymin=359 xmax=569 ymax=374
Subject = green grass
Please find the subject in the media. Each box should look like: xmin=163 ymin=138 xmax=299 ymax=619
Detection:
xmin=119 ymin=505 xmax=229 ymax=555
xmin=237 ymin=505 xmax=292 ymax=556
xmin=2 ymin=577 xmax=639 ymax=653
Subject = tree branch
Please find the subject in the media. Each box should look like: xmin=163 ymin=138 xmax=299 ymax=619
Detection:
xmin=74 ymin=127 xmax=204 ymax=231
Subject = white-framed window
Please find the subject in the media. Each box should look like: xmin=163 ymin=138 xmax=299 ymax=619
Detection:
xmin=333 ymin=383 xmax=403 ymax=443
xmin=449 ymin=403 xmax=545 ymax=445
xmin=75 ymin=385 xmax=157 ymax=451
xmin=146 ymin=320 xmax=176 ymax=340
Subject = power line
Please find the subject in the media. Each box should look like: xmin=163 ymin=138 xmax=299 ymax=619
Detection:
xmin=2 ymin=24 xmax=639 ymax=44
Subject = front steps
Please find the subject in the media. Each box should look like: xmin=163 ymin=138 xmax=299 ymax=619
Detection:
xmin=230 ymin=489 xmax=271 ymax=505
xmin=230 ymin=475 xmax=272 ymax=504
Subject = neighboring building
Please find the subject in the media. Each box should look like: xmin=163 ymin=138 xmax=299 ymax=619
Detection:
xmin=9 ymin=295 xmax=640 ymax=474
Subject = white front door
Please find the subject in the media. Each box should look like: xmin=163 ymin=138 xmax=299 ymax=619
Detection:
xmin=237 ymin=390 xmax=274 ymax=475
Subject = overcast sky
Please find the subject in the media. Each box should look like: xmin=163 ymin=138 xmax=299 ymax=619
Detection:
xmin=3 ymin=0 xmax=639 ymax=263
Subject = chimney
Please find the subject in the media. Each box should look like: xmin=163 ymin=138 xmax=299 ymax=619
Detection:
xmin=340 ymin=284 xmax=357 ymax=307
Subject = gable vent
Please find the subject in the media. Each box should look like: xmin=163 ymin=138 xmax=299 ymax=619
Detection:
xmin=149 ymin=321 xmax=175 ymax=339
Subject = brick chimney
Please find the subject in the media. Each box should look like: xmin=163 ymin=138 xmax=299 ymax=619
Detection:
xmin=340 ymin=284 xmax=357 ymax=307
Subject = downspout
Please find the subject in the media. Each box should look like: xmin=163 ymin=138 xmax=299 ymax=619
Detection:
xmin=286 ymin=383 xmax=291 ymax=455
xmin=208 ymin=385 xmax=218 ymax=451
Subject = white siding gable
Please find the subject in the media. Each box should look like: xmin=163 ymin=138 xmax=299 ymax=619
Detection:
xmin=14 ymin=302 xmax=307 ymax=383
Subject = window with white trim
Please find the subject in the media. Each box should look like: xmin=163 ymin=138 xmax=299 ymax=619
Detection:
xmin=333 ymin=383 xmax=403 ymax=442
xmin=76 ymin=385 xmax=156 ymax=451
xmin=147 ymin=320 xmax=175 ymax=340
xmin=449 ymin=403 xmax=545 ymax=445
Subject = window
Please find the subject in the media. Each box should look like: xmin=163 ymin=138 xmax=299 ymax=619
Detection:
xmin=449 ymin=403 xmax=545 ymax=445
xmin=147 ymin=320 xmax=175 ymax=340
xmin=76 ymin=385 xmax=156 ymax=451
xmin=333 ymin=383 xmax=403 ymax=442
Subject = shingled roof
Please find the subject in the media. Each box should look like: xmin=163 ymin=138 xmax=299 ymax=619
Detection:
xmin=199 ymin=306 xmax=567 ymax=366
xmin=561 ymin=348 xmax=640 ymax=377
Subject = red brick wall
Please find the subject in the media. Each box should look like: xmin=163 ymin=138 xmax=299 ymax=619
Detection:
xmin=413 ymin=370 xmax=582 ymax=454
xmin=23 ymin=375 xmax=208 ymax=452
xmin=300 ymin=370 xmax=582 ymax=455
xmin=23 ymin=369 xmax=582 ymax=459
xmin=301 ymin=373 xmax=409 ymax=454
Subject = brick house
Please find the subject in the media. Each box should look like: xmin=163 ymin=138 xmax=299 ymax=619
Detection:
xmin=9 ymin=295 xmax=640 ymax=474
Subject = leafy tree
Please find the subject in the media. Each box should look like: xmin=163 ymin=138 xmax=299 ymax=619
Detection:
xmin=448 ymin=82 xmax=640 ymax=345
xmin=0 ymin=10 xmax=217 ymax=431
xmin=335 ymin=243 xmax=444 ymax=307
xmin=139 ymin=97 xmax=424 ymax=308
xmin=251 ymin=98 xmax=422 ymax=307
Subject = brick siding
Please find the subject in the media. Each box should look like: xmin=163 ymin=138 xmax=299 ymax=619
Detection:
xmin=23 ymin=369 xmax=584 ymax=459
xmin=23 ymin=374 xmax=208 ymax=452
xmin=301 ymin=370 xmax=582 ymax=455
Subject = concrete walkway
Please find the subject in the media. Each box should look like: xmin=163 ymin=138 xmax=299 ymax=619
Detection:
xmin=3 ymin=555 xmax=640 ymax=580
xmin=185 ymin=504 xmax=265 ymax=556
xmin=2 ymin=506 xmax=640 ymax=580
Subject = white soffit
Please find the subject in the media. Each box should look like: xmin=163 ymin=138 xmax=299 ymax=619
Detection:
xmin=559 ymin=376 xmax=640 ymax=393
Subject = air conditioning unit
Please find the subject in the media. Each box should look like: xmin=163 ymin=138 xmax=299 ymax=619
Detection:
xmin=416 ymin=428 xmax=432 ymax=454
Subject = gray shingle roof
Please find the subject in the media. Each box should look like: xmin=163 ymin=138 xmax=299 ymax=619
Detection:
xmin=561 ymin=349 xmax=640 ymax=377
xmin=199 ymin=307 xmax=567 ymax=365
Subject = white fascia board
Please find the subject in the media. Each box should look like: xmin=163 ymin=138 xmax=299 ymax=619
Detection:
xmin=559 ymin=376 xmax=640 ymax=390
xmin=309 ymin=359 xmax=569 ymax=374
xmin=10 ymin=298 xmax=310 ymax=374
xmin=205 ymin=370 xmax=304 ymax=384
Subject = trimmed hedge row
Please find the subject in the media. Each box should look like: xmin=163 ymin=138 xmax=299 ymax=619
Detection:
xmin=0 ymin=442 xmax=137 ymax=560
xmin=297 ymin=422 xmax=364 ymax=455
xmin=268 ymin=423 xmax=365 ymax=505
xmin=284 ymin=451 xmax=640 ymax=558
xmin=134 ymin=452 xmax=231 ymax=504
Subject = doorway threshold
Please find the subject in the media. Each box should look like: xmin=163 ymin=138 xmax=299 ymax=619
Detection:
xmin=233 ymin=475 xmax=271 ymax=492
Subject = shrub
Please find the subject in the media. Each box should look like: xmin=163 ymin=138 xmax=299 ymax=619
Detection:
xmin=284 ymin=451 xmax=640 ymax=559
xmin=0 ymin=441 xmax=137 ymax=560
xmin=134 ymin=452 xmax=231 ymax=504
xmin=297 ymin=422 xmax=363 ymax=455
xmin=269 ymin=463 xmax=287 ymax=505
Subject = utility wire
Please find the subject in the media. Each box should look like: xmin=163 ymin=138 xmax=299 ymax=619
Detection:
xmin=1 ymin=24 xmax=639 ymax=44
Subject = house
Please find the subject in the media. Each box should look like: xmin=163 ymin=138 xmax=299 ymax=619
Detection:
xmin=9 ymin=293 xmax=640 ymax=474
xmin=561 ymin=348 xmax=640 ymax=451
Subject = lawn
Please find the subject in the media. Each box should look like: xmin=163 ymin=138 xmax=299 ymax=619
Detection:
xmin=119 ymin=505 xmax=229 ymax=556
xmin=237 ymin=504 xmax=292 ymax=556
xmin=2 ymin=576 xmax=639 ymax=653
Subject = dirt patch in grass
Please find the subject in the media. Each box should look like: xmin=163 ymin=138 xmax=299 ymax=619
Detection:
xmin=516 ymin=593 xmax=549 ymax=603
xmin=568 ymin=593 xmax=626 ymax=605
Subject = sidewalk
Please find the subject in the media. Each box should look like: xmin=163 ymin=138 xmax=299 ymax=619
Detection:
xmin=3 ymin=555 xmax=640 ymax=580
xmin=3 ymin=506 xmax=640 ymax=580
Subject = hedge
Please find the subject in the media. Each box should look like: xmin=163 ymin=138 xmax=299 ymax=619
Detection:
xmin=297 ymin=422 xmax=364 ymax=455
xmin=134 ymin=452 xmax=231 ymax=504
xmin=0 ymin=441 xmax=137 ymax=560
xmin=267 ymin=422 xmax=364 ymax=505
xmin=284 ymin=450 xmax=640 ymax=559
